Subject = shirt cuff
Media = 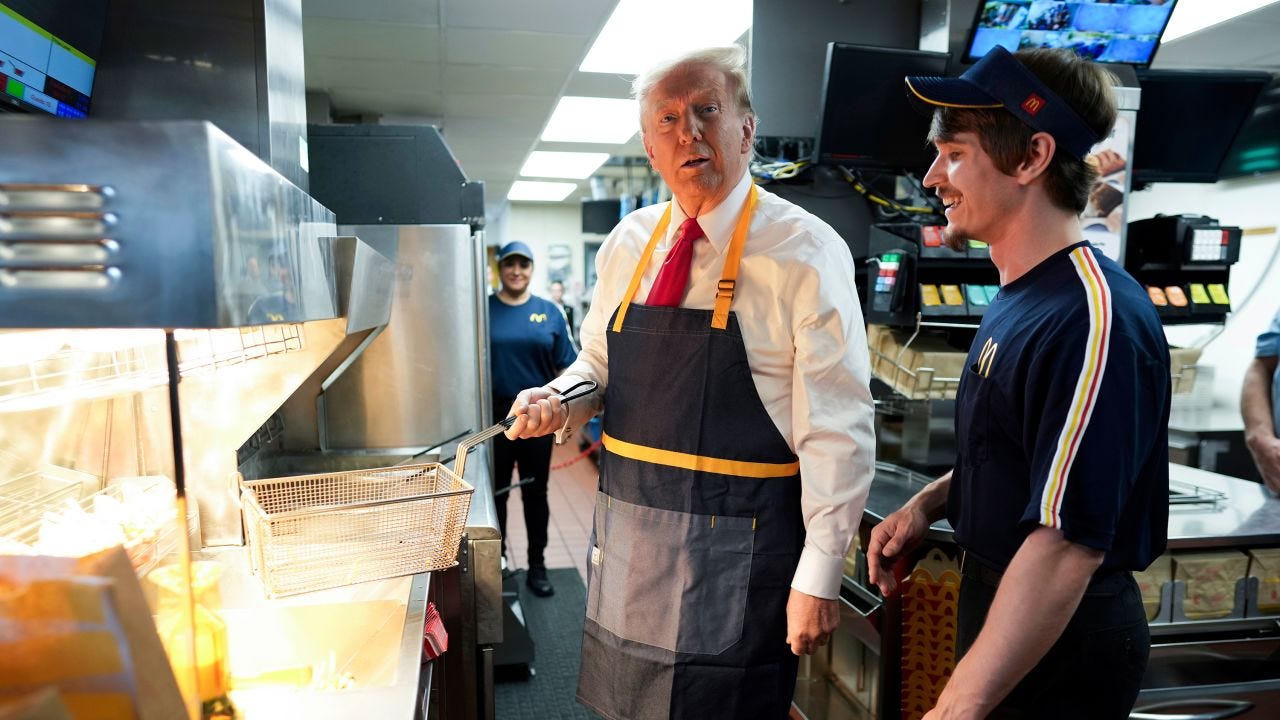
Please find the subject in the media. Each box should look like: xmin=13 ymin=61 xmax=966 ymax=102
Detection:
xmin=791 ymin=547 xmax=847 ymax=600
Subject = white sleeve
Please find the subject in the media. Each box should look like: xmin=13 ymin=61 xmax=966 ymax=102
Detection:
xmin=788 ymin=236 xmax=877 ymax=600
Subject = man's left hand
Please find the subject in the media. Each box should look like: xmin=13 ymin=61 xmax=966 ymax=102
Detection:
xmin=785 ymin=589 xmax=839 ymax=656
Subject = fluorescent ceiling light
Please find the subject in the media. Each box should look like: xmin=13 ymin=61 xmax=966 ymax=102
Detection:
xmin=507 ymin=181 xmax=577 ymax=202
xmin=580 ymin=0 xmax=752 ymax=75
xmin=1162 ymin=0 xmax=1278 ymax=42
xmin=520 ymin=151 xmax=610 ymax=179
xmin=541 ymin=97 xmax=639 ymax=144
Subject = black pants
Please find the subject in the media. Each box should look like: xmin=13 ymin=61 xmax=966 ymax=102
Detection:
xmin=492 ymin=425 xmax=553 ymax=568
xmin=957 ymin=556 xmax=1150 ymax=719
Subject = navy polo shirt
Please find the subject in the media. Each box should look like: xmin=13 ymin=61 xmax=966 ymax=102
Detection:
xmin=950 ymin=241 xmax=1170 ymax=573
xmin=489 ymin=294 xmax=578 ymax=405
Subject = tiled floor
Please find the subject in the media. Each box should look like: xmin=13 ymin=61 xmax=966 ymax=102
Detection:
xmin=500 ymin=439 xmax=599 ymax=586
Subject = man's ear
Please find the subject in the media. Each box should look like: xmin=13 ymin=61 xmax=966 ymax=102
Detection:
xmin=1016 ymin=131 xmax=1055 ymax=185
xmin=643 ymin=134 xmax=655 ymax=164
xmin=740 ymin=113 xmax=756 ymax=154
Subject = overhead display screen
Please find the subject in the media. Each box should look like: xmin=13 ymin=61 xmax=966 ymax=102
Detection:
xmin=0 ymin=1 xmax=108 ymax=118
xmin=965 ymin=1 xmax=1178 ymax=67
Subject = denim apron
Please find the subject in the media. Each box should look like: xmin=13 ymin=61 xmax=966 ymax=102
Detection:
xmin=577 ymin=185 xmax=805 ymax=719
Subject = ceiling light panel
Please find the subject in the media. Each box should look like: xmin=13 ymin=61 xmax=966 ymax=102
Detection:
xmin=540 ymin=96 xmax=639 ymax=144
xmin=507 ymin=180 xmax=578 ymax=202
xmin=520 ymin=151 xmax=611 ymax=179
xmin=1162 ymin=0 xmax=1277 ymax=42
xmin=579 ymin=0 xmax=752 ymax=75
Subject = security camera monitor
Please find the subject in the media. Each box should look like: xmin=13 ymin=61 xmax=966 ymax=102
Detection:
xmin=965 ymin=1 xmax=1178 ymax=67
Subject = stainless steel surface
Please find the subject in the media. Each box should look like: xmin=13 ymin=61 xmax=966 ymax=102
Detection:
xmin=1167 ymin=464 xmax=1280 ymax=549
xmin=1137 ymin=636 xmax=1280 ymax=718
xmin=436 ymin=443 xmax=500 ymax=720
xmin=865 ymin=462 xmax=1280 ymax=549
xmin=0 ymin=119 xmax=337 ymax=328
xmin=195 ymin=545 xmax=430 ymax=719
xmin=323 ymin=224 xmax=483 ymax=450
xmin=863 ymin=461 xmax=953 ymax=540
xmin=333 ymin=236 xmax=395 ymax=334
xmin=94 ymin=0 xmax=310 ymax=190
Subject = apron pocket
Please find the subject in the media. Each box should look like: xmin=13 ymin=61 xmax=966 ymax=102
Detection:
xmin=587 ymin=491 xmax=754 ymax=655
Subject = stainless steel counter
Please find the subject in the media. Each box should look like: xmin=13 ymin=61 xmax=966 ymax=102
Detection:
xmin=863 ymin=462 xmax=1280 ymax=549
xmin=1167 ymin=463 xmax=1280 ymax=549
xmin=195 ymin=546 xmax=429 ymax=719
xmin=862 ymin=462 xmax=953 ymax=541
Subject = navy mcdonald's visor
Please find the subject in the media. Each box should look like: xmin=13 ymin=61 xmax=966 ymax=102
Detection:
xmin=905 ymin=45 xmax=1101 ymax=160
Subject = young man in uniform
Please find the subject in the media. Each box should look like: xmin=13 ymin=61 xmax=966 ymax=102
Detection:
xmin=504 ymin=46 xmax=877 ymax=719
xmin=867 ymin=47 xmax=1170 ymax=718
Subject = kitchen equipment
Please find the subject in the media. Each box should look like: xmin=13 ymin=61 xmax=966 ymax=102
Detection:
xmin=241 ymin=381 xmax=596 ymax=598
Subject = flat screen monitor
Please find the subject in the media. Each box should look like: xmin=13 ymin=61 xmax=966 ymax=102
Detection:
xmin=1220 ymin=76 xmax=1280 ymax=180
xmin=813 ymin=43 xmax=949 ymax=172
xmin=0 ymin=1 xmax=108 ymax=118
xmin=965 ymin=1 xmax=1178 ymax=67
xmin=1132 ymin=69 xmax=1270 ymax=184
xmin=582 ymin=199 xmax=622 ymax=234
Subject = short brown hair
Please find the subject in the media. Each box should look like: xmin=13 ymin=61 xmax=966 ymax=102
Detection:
xmin=928 ymin=48 xmax=1118 ymax=213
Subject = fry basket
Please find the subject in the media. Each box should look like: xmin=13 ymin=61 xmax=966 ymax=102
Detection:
xmin=241 ymin=462 xmax=473 ymax=598
xmin=240 ymin=379 xmax=596 ymax=598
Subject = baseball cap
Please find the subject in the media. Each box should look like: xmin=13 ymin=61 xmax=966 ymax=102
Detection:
xmin=904 ymin=45 xmax=1101 ymax=160
xmin=497 ymin=241 xmax=534 ymax=263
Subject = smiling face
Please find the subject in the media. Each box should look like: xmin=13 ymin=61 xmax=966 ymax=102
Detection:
xmin=641 ymin=63 xmax=755 ymax=217
xmin=923 ymin=131 xmax=1024 ymax=251
xmin=499 ymin=255 xmax=532 ymax=295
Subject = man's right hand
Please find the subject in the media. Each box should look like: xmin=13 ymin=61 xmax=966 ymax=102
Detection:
xmin=504 ymin=386 xmax=565 ymax=440
xmin=866 ymin=504 xmax=930 ymax=597
xmin=1247 ymin=433 xmax=1280 ymax=495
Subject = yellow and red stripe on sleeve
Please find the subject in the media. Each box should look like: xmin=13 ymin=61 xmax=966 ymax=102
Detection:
xmin=1039 ymin=246 xmax=1113 ymax=528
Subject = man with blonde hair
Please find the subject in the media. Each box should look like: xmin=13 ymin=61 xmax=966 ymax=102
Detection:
xmin=505 ymin=45 xmax=876 ymax=719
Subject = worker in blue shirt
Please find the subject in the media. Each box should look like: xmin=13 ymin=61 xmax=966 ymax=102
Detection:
xmin=869 ymin=47 xmax=1170 ymax=718
xmin=489 ymin=241 xmax=578 ymax=596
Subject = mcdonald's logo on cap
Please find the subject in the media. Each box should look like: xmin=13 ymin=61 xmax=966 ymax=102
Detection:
xmin=1021 ymin=93 xmax=1045 ymax=116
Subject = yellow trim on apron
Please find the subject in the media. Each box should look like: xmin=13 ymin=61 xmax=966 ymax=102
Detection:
xmin=612 ymin=184 xmax=759 ymax=333
xmin=603 ymin=431 xmax=800 ymax=478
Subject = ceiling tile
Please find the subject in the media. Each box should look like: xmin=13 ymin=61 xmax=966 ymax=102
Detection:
xmin=303 ymin=0 xmax=441 ymax=25
xmin=563 ymin=71 xmax=635 ymax=99
xmin=306 ymin=56 xmax=443 ymax=97
xmin=444 ymin=0 xmax=617 ymax=35
xmin=444 ymin=93 xmax=555 ymax=123
xmin=303 ymin=17 xmax=441 ymax=63
xmin=443 ymin=64 xmax=566 ymax=95
xmin=444 ymin=28 xmax=590 ymax=69
xmin=325 ymin=86 xmax=445 ymax=117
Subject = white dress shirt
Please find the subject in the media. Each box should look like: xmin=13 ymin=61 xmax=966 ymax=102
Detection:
xmin=556 ymin=171 xmax=876 ymax=600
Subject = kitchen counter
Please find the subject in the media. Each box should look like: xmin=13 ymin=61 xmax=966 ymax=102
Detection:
xmin=195 ymin=546 xmax=429 ymax=718
xmin=863 ymin=461 xmax=1280 ymax=549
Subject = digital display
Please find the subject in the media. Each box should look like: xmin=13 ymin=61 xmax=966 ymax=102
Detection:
xmin=813 ymin=43 xmax=950 ymax=171
xmin=0 ymin=1 xmax=108 ymax=118
xmin=965 ymin=1 xmax=1178 ymax=67
xmin=1132 ymin=69 xmax=1269 ymax=184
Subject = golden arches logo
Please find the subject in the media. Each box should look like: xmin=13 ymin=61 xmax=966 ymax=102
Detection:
xmin=978 ymin=337 xmax=999 ymax=377
xmin=529 ymin=312 xmax=548 ymax=323
xmin=1021 ymin=93 xmax=1045 ymax=116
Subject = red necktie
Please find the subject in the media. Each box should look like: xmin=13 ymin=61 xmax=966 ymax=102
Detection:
xmin=646 ymin=217 xmax=703 ymax=306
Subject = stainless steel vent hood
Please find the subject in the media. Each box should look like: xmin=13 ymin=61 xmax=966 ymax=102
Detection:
xmin=0 ymin=118 xmax=336 ymax=328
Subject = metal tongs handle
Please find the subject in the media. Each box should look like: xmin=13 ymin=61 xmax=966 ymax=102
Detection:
xmin=453 ymin=380 xmax=599 ymax=479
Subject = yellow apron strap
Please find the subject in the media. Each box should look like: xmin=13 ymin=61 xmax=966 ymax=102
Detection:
xmin=712 ymin=184 xmax=758 ymax=330
xmin=612 ymin=202 xmax=673 ymax=333
xmin=612 ymin=183 xmax=759 ymax=333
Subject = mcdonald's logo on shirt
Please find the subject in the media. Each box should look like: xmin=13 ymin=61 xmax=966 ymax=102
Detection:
xmin=529 ymin=312 xmax=548 ymax=323
xmin=977 ymin=337 xmax=999 ymax=378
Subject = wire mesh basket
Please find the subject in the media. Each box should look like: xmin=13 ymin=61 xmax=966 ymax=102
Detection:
xmin=241 ymin=463 xmax=474 ymax=598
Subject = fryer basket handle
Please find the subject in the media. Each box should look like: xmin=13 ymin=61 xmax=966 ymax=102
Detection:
xmin=453 ymin=380 xmax=599 ymax=479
